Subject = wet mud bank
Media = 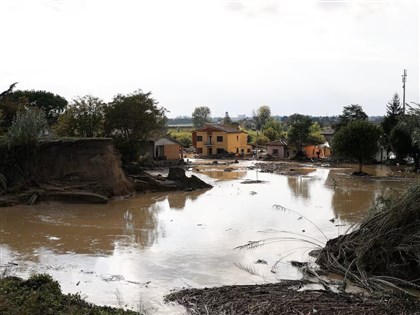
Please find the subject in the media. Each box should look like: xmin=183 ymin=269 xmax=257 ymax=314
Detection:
xmin=0 ymin=139 xmax=211 ymax=207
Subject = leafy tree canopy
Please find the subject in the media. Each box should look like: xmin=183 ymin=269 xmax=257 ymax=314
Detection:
xmin=3 ymin=107 xmax=47 ymax=147
xmin=332 ymin=120 xmax=381 ymax=173
xmin=286 ymin=114 xmax=313 ymax=153
xmin=390 ymin=103 xmax=420 ymax=170
xmin=192 ymin=106 xmax=211 ymax=128
xmin=105 ymin=90 xmax=167 ymax=162
xmin=0 ymin=90 xmax=68 ymax=126
xmin=335 ymin=104 xmax=368 ymax=131
xmin=222 ymin=112 xmax=232 ymax=125
xmin=262 ymin=118 xmax=285 ymax=141
xmin=253 ymin=105 xmax=271 ymax=130
xmin=55 ymin=95 xmax=106 ymax=138
xmin=309 ymin=122 xmax=325 ymax=145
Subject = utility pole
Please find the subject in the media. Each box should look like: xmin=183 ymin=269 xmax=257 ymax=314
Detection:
xmin=402 ymin=69 xmax=407 ymax=114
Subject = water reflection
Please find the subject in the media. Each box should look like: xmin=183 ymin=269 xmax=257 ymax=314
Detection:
xmin=0 ymin=191 xmax=204 ymax=258
xmin=287 ymin=177 xmax=311 ymax=199
xmin=326 ymin=170 xmax=407 ymax=224
xmin=199 ymin=170 xmax=246 ymax=181
xmin=166 ymin=190 xmax=208 ymax=210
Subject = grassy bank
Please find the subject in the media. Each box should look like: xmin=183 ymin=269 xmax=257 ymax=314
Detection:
xmin=0 ymin=274 xmax=139 ymax=315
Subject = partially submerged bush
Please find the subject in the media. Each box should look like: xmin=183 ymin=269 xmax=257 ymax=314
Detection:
xmin=317 ymin=182 xmax=420 ymax=292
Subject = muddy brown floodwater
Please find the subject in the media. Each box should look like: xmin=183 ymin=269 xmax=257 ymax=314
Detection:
xmin=0 ymin=161 xmax=411 ymax=314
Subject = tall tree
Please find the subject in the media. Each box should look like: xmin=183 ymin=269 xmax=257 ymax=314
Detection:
xmin=335 ymin=104 xmax=368 ymax=131
xmin=287 ymin=114 xmax=313 ymax=153
xmin=222 ymin=111 xmax=232 ymax=125
xmin=386 ymin=93 xmax=403 ymax=116
xmin=105 ymin=90 xmax=167 ymax=162
xmin=381 ymin=93 xmax=403 ymax=150
xmin=192 ymin=106 xmax=211 ymax=128
xmin=262 ymin=118 xmax=285 ymax=141
xmin=390 ymin=103 xmax=420 ymax=170
xmin=252 ymin=105 xmax=271 ymax=130
xmin=55 ymin=95 xmax=106 ymax=137
xmin=1 ymin=90 xmax=68 ymax=126
xmin=332 ymin=120 xmax=381 ymax=173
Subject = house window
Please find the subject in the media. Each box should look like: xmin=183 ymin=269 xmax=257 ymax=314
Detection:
xmin=196 ymin=135 xmax=203 ymax=141
xmin=217 ymin=148 xmax=224 ymax=154
xmin=247 ymin=149 xmax=250 ymax=153
xmin=196 ymin=148 xmax=203 ymax=154
xmin=273 ymin=149 xmax=279 ymax=155
xmin=217 ymin=136 xmax=223 ymax=142
xmin=236 ymin=148 xmax=239 ymax=153
xmin=236 ymin=136 xmax=239 ymax=141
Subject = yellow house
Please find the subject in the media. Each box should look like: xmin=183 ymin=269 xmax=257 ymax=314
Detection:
xmin=192 ymin=123 xmax=251 ymax=156
xmin=155 ymin=137 xmax=184 ymax=160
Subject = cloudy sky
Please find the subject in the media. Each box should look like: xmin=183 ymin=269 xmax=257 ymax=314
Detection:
xmin=0 ymin=0 xmax=418 ymax=118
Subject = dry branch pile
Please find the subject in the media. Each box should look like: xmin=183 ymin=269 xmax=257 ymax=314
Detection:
xmin=165 ymin=280 xmax=418 ymax=314
xmin=317 ymin=182 xmax=420 ymax=292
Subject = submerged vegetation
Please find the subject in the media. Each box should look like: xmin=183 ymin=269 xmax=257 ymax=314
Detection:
xmin=0 ymin=274 xmax=139 ymax=315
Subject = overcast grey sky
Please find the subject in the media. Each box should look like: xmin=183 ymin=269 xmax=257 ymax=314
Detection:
xmin=0 ymin=0 xmax=418 ymax=118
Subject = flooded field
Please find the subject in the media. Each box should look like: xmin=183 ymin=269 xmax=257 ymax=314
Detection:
xmin=0 ymin=162 xmax=411 ymax=314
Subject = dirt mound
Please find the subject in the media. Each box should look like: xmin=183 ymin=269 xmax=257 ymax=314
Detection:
xmin=316 ymin=183 xmax=420 ymax=290
xmin=36 ymin=139 xmax=132 ymax=197
xmin=165 ymin=280 xmax=419 ymax=314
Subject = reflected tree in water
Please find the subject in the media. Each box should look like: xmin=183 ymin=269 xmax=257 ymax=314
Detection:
xmin=287 ymin=177 xmax=310 ymax=199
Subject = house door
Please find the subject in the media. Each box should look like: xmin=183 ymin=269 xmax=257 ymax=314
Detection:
xmin=208 ymin=148 xmax=213 ymax=156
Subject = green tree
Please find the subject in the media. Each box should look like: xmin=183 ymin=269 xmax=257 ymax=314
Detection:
xmin=390 ymin=103 xmax=420 ymax=170
xmin=1 ymin=90 xmax=68 ymax=126
xmin=222 ymin=111 xmax=232 ymax=125
xmin=172 ymin=133 xmax=192 ymax=147
xmin=252 ymin=105 xmax=271 ymax=130
xmin=286 ymin=114 xmax=313 ymax=153
xmin=55 ymin=95 xmax=106 ymax=137
xmin=105 ymin=90 xmax=167 ymax=162
xmin=192 ymin=106 xmax=211 ymax=128
xmin=309 ymin=122 xmax=325 ymax=144
xmin=4 ymin=107 xmax=47 ymax=146
xmin=335 ymin=104 xmax=368 ymax=131
xmin=381 ymin=93 xmax=403 ymax=150
xmin=0 ymin=110 xmax=3 ymax=136
xmin=332 ymin=120 xmax=381 ymax=173
xmin=262 ymin=118 xmax=285 ymax=141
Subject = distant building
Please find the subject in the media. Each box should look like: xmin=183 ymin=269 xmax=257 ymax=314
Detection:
xmin=154 ymin=137 xmax=184 ymax=160
xmin=192 ymin=123 xmax=251 ymax=156
xmin=266 ymin=140 xmax=288 ymax=159
xmin=321 ymin=127 xmax=335 ymax=143
xmin=303 ymin=143 xmax=331 ymax=159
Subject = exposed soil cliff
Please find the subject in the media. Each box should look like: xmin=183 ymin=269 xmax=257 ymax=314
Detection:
xmin=0 ymin=139 xmax=211 ymax=206
xmin=36 ymin=138 xmax=132 ymax=197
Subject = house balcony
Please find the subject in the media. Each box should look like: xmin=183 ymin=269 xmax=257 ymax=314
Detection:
xmin=204 ymin=141 xmax=213 ymax=146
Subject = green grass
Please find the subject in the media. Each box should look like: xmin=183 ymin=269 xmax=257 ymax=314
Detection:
xmin=0 ymin=274 xmax=139 ymax=315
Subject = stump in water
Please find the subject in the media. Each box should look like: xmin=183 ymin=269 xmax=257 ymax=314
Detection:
xmin=167 ymin=167 xmax=187 ymax=180
xmin=167 ymin=167 xmax=212 ymax=190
